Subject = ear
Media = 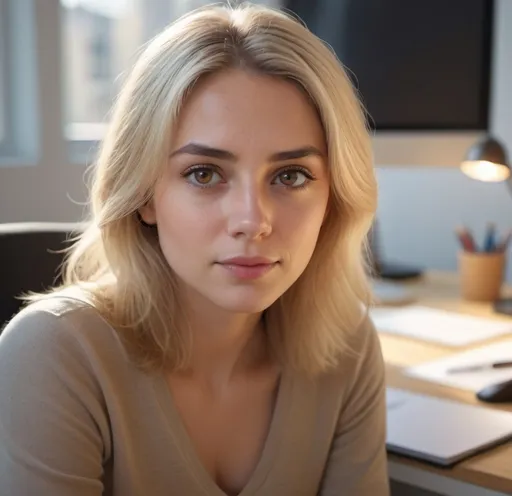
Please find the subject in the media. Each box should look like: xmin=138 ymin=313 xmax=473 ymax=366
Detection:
xmin=138 ymin=200 xmax=157 ymax=226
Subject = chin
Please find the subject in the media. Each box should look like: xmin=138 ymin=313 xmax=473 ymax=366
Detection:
xmin=209 ymin=289 xmax=281 ymax=314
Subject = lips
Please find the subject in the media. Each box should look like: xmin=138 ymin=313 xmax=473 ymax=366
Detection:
xmin=216 ymin=256 xmax=279 ymax=280
xmin=219 ymin=256 xmax=277 ymax=266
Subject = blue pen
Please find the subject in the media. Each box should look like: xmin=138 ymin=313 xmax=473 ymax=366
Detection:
xmin=483 ymin=223 xmax=496 ymax=252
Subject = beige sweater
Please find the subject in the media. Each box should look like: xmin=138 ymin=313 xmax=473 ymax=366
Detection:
xmin=0 ymin=293 xmax=389 ymax=496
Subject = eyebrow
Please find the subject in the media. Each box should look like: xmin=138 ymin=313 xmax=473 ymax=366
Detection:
xmin=169 ymin=142 xmax=325 ymax=162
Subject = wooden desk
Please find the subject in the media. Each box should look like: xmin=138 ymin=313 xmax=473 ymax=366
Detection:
xmin=379 ymin=271 xmax=512 ymax=496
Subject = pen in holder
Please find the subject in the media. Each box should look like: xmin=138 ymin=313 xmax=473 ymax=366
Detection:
xmin=455 ymin=225 xmax=510 ymax=302
xmin=458 ymin=250 xmax=506 ymax=302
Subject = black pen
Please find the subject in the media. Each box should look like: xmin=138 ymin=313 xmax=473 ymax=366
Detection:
xmin=447 ymin=360 xmax=512 ymax=374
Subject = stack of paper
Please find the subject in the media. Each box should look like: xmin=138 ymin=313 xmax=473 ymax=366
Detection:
xmin=405 ymin=341 xmax=512 ymax=392
xmin=371 ymin=305 xmax=512 ymax=347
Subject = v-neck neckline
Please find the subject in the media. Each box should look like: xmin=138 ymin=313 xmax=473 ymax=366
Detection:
xmin=152 ymin=366 xmax=294 ymax=496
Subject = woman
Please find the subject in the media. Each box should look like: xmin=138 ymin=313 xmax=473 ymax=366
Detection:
xmin=0 ymin=3 xmax=388 ymax=495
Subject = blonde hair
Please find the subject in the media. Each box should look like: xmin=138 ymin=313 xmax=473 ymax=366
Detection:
xmin=40 ymin=2 xmax=377 ymax=375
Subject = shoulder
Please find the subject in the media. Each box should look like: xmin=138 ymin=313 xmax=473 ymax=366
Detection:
xmin=0 ymin=287 xmax=128 ymax=375
xmin=345 ymin=312 xmax=383 ymax=378
xmin=315 ymin=313 xmax=385 ymax=409
xmin=330 ymin=312 xmax=383 ymax=379
xmin=0 ymin=289 xmax=117 ymax=480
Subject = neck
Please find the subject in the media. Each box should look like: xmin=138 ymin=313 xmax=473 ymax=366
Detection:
xmin=178 ymin=289 xmax=269 ymax=387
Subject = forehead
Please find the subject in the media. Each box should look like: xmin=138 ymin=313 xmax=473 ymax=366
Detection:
xmin=171 ymin=69 xmax=326 ymax=154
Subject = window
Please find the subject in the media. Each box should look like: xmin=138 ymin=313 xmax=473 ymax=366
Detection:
xmin=60 ymin=0 xmax=281 ymax=153
xmin=61 ymin=0 xmax=191 ymax=144
xmin=0 ymin=0 xmax=38 ymax=162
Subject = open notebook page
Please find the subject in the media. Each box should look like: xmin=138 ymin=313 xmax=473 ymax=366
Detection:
xmin=405 ymin=340 xmax=512 ymax=392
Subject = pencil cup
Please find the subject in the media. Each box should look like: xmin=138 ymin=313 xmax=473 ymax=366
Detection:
xmin=458 ymin=251 xmax=506 ymax=302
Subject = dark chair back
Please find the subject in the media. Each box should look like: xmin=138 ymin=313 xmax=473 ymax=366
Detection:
xmin=0 ymin=222 xmax=80 ymax=328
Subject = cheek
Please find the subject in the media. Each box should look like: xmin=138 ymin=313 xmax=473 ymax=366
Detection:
xmin=155 ymin=188 xmax=221 ymax=248
xmin=276 ymin=197 xmax=329 ymax=268
xmin=280 ymin=190 xmax=329 ymax=236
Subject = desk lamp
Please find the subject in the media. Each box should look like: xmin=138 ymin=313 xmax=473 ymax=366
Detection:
xmin=461 ymin=136 xmax=510 ymax=183
xmin=460 ymin=136 xmax=512 ymax=315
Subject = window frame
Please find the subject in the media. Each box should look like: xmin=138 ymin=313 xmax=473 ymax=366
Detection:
xmin=0 ymin=0 xmax=39 ymax=166
xmin=0 ymin=0 xmax=12 ymax=156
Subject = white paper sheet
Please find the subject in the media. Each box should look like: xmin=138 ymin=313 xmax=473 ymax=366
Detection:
xmin=370 ymin=305 xmax=512 ymax=347
xmin=405 ymin=340 xmax=512 ymax=392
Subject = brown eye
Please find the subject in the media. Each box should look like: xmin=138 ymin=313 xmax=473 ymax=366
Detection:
xmin=183 ymin=167 xmax=222 ymax=188
xmin=275 ymin=169 xmax=308 ymax=188
xmin=280 ymin=171 xmax=299 ymax=186
xmin=194 ymin=170 xmax=214 ymax=184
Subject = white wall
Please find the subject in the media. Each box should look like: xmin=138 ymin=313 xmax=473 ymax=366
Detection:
xmin=1 ymin=0 xmax=512 ymax=282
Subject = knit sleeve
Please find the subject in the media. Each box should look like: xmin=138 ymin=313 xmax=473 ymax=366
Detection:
xmin=319 ymin=315 xmax=390 ymax=496
xmin=0 ymin=306 xmax=109 ymax=496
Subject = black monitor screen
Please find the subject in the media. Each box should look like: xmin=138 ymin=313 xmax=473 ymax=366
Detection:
xmin=283 ymin=0 xmax=494 ymax=131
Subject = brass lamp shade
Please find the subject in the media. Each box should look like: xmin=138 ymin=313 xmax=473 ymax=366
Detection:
xmin=461 ymin=137 xmax=511 ymax=182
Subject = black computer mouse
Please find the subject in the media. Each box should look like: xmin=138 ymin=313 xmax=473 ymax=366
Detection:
xmin=476 ymin=379 xmax=512 ymax=403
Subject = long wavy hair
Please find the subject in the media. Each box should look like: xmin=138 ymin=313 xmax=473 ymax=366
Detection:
xmin=34 ymin=2 xmax=377 ymax=376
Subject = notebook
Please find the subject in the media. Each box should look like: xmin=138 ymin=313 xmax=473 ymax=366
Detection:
xmin=371 ymin=305 xmax=512 ymax=347
xmin=405 ymin=340 xmax=512 ymax=392
xmin=386 ymin=388 xmax=512 ymax=466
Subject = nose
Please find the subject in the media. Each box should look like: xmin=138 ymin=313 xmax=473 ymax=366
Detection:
xmin=226 ymin=183 xmax=273 ymax=240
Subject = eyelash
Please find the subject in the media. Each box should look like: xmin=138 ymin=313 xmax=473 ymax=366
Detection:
xmin=180 ymin=165 xmax=317 ymax=190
